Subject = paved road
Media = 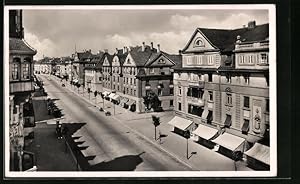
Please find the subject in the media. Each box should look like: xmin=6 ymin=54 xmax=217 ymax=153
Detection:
xmin=40 ymin=75 xmax=191 ymax=171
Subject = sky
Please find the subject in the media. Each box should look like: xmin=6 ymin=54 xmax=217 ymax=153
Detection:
xmin=22 ymin=8 xmax=269 ymax=60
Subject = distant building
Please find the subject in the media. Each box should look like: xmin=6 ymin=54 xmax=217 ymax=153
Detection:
xmin=9 ymin=10 xmax=37 ymax=171
xmin=72 ymin=50 xmax=94 ymax=86
xmin=172 ymin=21 xmax=270 ymax=169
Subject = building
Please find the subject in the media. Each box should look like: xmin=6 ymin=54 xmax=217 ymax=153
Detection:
xmin=72 ymin=50 xmax=94 ymax=87
xmin=84 ymin=51 xmax=105 ymax=92
xmin=101 ymin=43 xmax=181 ymax=113
xmin=172 ymin=21 xmax=270 ymax=169
xmin=9 ymin=10 xmax=37 ymax=171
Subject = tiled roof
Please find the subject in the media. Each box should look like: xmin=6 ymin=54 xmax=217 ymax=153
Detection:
xmin=95 ymin=53 xmax=113 ymax=70
xmin=144 ymin=51 xmax=182 ymax=69
xmin=129 ymin=45 xmax=157 ymax=66
xmin=9 ymin=38 xmax=37 ymax=55
xmin=183 ymin=23 xmax=269 ymax=53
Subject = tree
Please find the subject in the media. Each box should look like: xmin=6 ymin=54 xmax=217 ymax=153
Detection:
xmin=143 ymin=90 xmax=162 ymax=112
xmin=152 ymin=115 xmax=160 ymax=140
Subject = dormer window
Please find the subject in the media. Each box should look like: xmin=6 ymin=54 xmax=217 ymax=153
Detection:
xmin=194 ymin=37 xmax=205 ymax=47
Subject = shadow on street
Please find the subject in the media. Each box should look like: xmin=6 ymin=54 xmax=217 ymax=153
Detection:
xmin=87 ymin=152 xmax=145 ymax=171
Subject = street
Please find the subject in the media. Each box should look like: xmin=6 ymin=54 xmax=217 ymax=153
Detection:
xmin=40 ymin=74 xmax=191 ymax=171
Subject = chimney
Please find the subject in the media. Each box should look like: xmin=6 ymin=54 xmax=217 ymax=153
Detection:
xmin=157 ymin=44 xmax=160 ymax=52
xmin=104 ymin=49 xmax=108 ymax=53
xmin=142 ymin=42 xmax=145 ymax=52
xmin=248 ymin=21 xmax=256 ymax=29
xmin=179 ymin=50 xmax=182 ymax=55
xmin=151 ymin=42 xmax=154 ymax=50
xmin=236 ymin=35 xmax=241 ymax=43
xmin=243 ymin=25 xmax=246 ymax=28
xmin=89 ymin=49 xmax=91 ymax=53
xmin=115 ymin=48 xmax=118 ymax=54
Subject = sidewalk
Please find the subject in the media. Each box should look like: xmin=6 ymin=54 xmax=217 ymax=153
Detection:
xmin=24 ymin=88 xmax=78 ymax=171
xmin=24 ymin=122 xmax=77 ymax=171
xmin=53 ymin=75 xmax=253 ymax=171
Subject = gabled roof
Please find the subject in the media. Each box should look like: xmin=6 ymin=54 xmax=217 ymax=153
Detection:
xmin=98 ymin=53 xmax=114 ymax=68
xmin=128 ymin=45 xmax=157 ymax=66
xmin=182 ymin=23 xmax=269 ymax=53
xmin=144 ymin=51 xmax=177 ymax=67
xmin=9 ymin=38 xmax=37 ymax=55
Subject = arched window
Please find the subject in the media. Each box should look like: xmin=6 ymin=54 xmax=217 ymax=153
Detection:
xmin=23 ymin=57 xmax=31 ymax=80
xmin=12 ymin=57 xmax=21 ymax=80
xmin=194 ymin=37 xmax=205 ymax=47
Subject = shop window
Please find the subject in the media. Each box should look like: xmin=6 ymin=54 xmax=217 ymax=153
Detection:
xmin=244 ymin=96 xmax=250 ymax=108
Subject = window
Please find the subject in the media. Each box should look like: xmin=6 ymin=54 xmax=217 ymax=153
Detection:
xmin=226 ymin=74 xmax=231 ymax=83
xmin=113 ymin=85 xmax=115 ymax=90
xmin=117 ymin=76 xmax=119 ymax=82
xmin=117 ymin=86 xmax=119 ymax=91
xmin=158 ymin=89 xmax=162 ymax=96
xmin=113 ymin=76 xmax=115 ymax=82
xmin=12 ymin=62 xmax=19 ymax=80
xmin=188 ymin=104 xmax=203 ymax=117
xmin=244 ymin=74 xmax=250 ymax=84
xmin=126 ymin=88 xmax=129 ymax=94
xmin=187 ymin=87 xmax=203 ymax=98
xmin=126 ymin=78 xmax=129 ymax=84
xmin=208 ymin=73 xmax=212 ymax=82
xmin=131 ymin=89 xmax=133 ymax=95
xmin=178 ymin=86 xmax=182 ymax=96
xmin=22 ymin=63 xmax=30 ymax=79
xmin=244 ymin=96 xmax=250 ymax=108
xmin=194 ymin=38 xmax=204 ymax=47
xmin=209 ymin=91 xmax=213 ymax=101
xmin=134 ymin=90 xmax=136 ymax=96
xmin=260 ymin=53 xmax=268 ymax=64
xmin=130 ymin=78 xmax=132 ymax=85
xmin=178 ymin=102 xmax=182 ymax=111
xmin=242 ymin=119 xmax=250 ymax=134
xmin=150 ymin=68 xmax=155 ymax=74
xmin=170 ymin=100 xmax=174 ymax=107
xmin=266 ymin=99 xmax=269 ymax=113
xmin=226 ymin=93 xmax=232 ymax=105
xmin=123 ymin=87 xmax=125 ymax=94
xmin=160 ymin=67 xmax=165 ymax=75
xmin=134 ymin=79 xmax=136 ymax=85
xmin=170 ymin=88 xmax=174 ymax=95
xmin=158 ymin=59 xmax=166 ymax=64
xmin=207 ymin=110 xmax=213 ymax=124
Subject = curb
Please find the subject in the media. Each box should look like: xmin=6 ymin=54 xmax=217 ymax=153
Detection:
xmin=50 ymin=76 xmax=195 ymax=170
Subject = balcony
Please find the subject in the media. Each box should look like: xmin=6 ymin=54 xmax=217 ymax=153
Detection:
xmin=187 ymin=96 xmax=204 ymax=106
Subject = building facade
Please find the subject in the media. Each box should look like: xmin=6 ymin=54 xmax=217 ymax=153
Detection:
xmin=9 ymin=10 xmax=37 ymax=171
xmin=173 ymin=21 xmax=269 ymax=168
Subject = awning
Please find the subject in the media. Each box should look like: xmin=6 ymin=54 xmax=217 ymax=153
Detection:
xmin=127 ymin=99 xmax=136 ymax=106
xmin=108 ymin=93 xmax=115 ymax=99
xmin=111 ymin=94 xmax=121 ymax=101
xmin=192 ymin=124 xmax=218 ymax=140
xmin=168 ymin=116 xmax=193 ymax=131
xmin=242 ymin=120 xmax=250 ymax=133
xmin=244 ymin=143 xmax=270 ymax=165
xmin=224 ymin=115 xmax=232 ymax=127
xmin=201 ymin=109 xmax=209 ymax=120
xmin=120 ymin=97 xmax=129 ymax=104
xmin=212 ymin=133 xmax=245 ymax=151
xmin=102 ymin=91 xmax=110 ymax=96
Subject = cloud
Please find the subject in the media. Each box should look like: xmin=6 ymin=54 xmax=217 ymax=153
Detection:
xmin=170 ymin=13 xmax=269 ymax=30
xmin=24 ymin=32 xmax=59 ymax=60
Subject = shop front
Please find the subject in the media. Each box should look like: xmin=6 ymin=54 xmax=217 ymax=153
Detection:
xmin=167 ymin=116 xmax=194 ymax=137
xmin=192 ymin=124 xmax=219 ymax=149
xmin=244 ymin=142 xmax=270 ymax=170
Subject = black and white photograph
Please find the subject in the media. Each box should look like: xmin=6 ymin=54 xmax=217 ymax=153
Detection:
xmin=4 ymin=5 xmax=276 ymax=178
